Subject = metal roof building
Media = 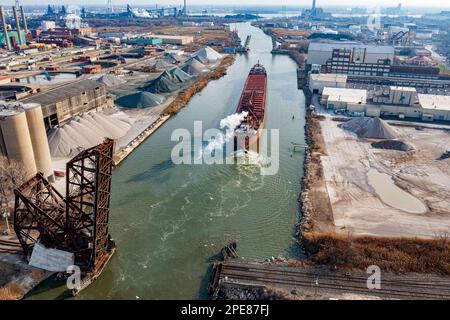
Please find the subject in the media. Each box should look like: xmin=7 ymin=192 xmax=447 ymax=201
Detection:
xmin=20 ymin=80 xmax=109 ymax=129
xmin=307 ymin=42 xmax=395 ymax=65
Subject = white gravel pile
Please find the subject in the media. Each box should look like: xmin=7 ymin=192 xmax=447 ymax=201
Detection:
xmin=340 ymin=117 xmax=399 ymax=139
xmin=191 ymin=46 xmax=223 ymax=62
xmin=48 ymin=112 xmax=133 ymax=158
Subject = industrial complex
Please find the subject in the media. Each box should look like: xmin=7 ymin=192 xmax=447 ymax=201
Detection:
xmin=0 ymin=1 xmax=246 ymax=300
xmin=0 ymin=0 xmax=449 ymax=303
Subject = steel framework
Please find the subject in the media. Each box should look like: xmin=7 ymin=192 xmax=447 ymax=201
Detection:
xmin=13 ymin=139 xmax=115 ymax=274
xmin=66 ymin=138 xmax=114 ymax=272
xmin=14 ymin=173 xmax=67 ymax=256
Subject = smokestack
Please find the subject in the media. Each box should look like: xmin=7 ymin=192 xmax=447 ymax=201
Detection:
xmin=20 ymin=5 xmax=28 ymax=34
xmin=184 ymin=0 xmax=187 ymax=15
xmin=0 ymin=6 xmax=12 ymax=50
xmin=12 ymin=6 xmax=24 ymax=46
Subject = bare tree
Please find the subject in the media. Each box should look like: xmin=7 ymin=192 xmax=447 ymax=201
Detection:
xmin=0 ymin=156 xmax=27 ymax=209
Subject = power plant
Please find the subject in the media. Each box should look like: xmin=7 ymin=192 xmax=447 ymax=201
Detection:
xmin=0 ymin=4 xmax=30 ymax=49
xmin=12 ymin=6 xmax=24 ymax=46
xmin=0 ymin=6 xmax=12 ymax=50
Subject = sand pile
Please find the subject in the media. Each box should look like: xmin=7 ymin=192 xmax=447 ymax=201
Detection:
xmin=371 ymin=140 xmax=414 ymax=152
xmin=144 ymin=67 xmax=192 ymax=93
xmin=191 ymin=46 xmax=222 ymax=62
xmin=96 ymin=74 xmax=126 ymax=87
xmin=48 ymin=112 xmax=132 ymax=158
xmin=181 ymin=58 xmax=209 ymax=76
xmin=340 ymin=117 xmax=399 ymax=139
xmin=116 ymin=91 xmax=164 ymax=109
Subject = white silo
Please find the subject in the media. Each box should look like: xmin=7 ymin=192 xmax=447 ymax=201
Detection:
xmin=0 ymin=109 xmax=37 ymax=178
xmin=23 ymin=103 xmax=54 ymax=181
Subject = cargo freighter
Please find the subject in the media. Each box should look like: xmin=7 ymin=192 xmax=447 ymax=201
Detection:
xmin=234 ymin=63 xmax=267 ymax=152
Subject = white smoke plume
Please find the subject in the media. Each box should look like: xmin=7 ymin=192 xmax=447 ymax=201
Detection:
xmin=204 ymin=111 xmax=248 ymax=154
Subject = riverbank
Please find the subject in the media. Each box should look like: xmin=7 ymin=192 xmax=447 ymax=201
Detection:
xmin=112 ymin=55 xmax=236 ymax=166
xmin=0 ymin=55 xmax=238 ymax=301
xmin=165 ymin=55 xmax=236 ymax=115
xmin=0 ymin=253 xmax=53 ymax=300
xmin=297 ymin=93 xmax=450 ymax=275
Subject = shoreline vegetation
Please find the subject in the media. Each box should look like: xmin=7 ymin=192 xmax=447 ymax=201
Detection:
xmin=299 ymin=92 xmax=450 ymax=276
xmin=165 ymin=55 xmax=236 ymax=115
xmin=112 ymin=55 xmax=236 ymax=166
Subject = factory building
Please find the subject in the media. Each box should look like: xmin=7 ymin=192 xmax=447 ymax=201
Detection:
xmin=0 ymin=102 xmax=53 ymax=180
xmin=307 ymin=42 xmax=395 ymax=66
xmin=320 ymin=85 xmax=450 ymax=122
xmin=321 ymin=87 xmax=367 ymax=111
xmin=123 ymin=38 xmax=163 ymax=45
xmin=20 ymin=80 xmax=110 ymax=129
xmin=150 ymin=35 xmax=194 ymax=45
xmin=0 ymin=30 xmax=27 ymax=48
xmin=309 ymin=73 xmax=347 ymax=94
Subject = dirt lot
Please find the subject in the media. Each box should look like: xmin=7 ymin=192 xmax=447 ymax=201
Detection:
xmin=319 ymin=115 xmax=450 ymax=239
xmin=270 ymin=28 xmax=312 ymax=38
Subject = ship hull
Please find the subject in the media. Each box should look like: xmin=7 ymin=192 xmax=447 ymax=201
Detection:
xmin=233 ymin=63 xmax=267 ymax=153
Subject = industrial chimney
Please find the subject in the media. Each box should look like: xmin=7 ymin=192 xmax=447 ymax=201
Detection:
xmin=12 ymin=6 xmax=24 ymax=46
xmin=184 ymin=0 xmax=187 ymax=16
xmin=20 ymin=5 xmax=28 ymax=34
xmin=0 ymin=6 xmax=12 ymax=50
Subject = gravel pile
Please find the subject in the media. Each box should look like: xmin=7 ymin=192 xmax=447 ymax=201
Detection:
xmin=149 ymin=59 xmax=173 ymax=70
xmin=340 ymin=117 xmax=399 ymax=139
xmin=181 ymin=58 xmax=209 ymax=76
xmin=116 ymin=91 xmax=164 ymax=109
xmin=191 ymin=46 xmax=223 ymax=62
xmin=48 ymin=112 xmax=132 ymax=158
xmin=144 ymin=67 xmax=192 ymax=93
xmin=96 ymin=74 xmax=126 ymax=87
xmin=371 ymin=140 xmax=414 ymax=152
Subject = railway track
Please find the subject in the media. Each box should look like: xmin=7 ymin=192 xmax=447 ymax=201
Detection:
xmin=212 ymin=261 xmax=450 ymax=300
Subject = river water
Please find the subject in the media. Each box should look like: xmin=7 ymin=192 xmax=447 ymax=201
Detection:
xmin=30 ymin=22 xmax=306 ymax=300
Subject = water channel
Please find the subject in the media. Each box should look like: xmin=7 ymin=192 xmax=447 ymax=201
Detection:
xmin=30 ymin=21 xmax=306 ymax=300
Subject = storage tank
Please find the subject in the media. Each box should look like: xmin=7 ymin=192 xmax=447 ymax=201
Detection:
xmin=23 ymin=103 xmax=53 ymax=181
xmin=0 ymin=109 xmax=37 ymax=178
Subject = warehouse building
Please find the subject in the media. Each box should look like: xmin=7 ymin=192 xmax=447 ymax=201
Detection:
xmin=123 ymin=37 xmax=163 ymax=45
xmin=307 ymin=42 xmax=395 ymax=66
xmin=20 ymin=80 xmax=110 ymax=129
xmin=321 ymin=87 xmax=367 ymax=111
xmin=321 ymin=85 xmax=450 ymax=121
xmin=150 ymin=35 xmax=194 ymax=45
xmin=309 ymin=73 xmax=347 ymax=94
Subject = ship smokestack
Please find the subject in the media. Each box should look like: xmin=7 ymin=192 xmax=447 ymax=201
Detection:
xmin=0 ymin=6 xmax=12 ymax=50
xmin=12 ymin=6 xmax=24 ymax=46
xmin=20 ymin=5 xmax=28 ymax=34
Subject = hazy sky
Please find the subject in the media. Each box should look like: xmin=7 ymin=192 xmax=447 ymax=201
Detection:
xmin=2 ymin=0 xmax=448 ymax=8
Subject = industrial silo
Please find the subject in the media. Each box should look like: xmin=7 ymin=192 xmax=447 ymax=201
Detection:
xmin=23 ymin=103 xmax=54 ymax=181
xmin=0 ymin=109 xmax=37 ymax=178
